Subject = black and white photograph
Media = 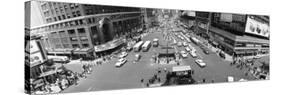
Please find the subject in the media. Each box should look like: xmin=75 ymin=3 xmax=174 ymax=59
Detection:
xmin=24 ymin=0 xmax=270 ymax=95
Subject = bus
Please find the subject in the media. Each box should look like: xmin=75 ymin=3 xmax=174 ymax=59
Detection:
xmin=190 ymin=37 xmax=200 ymax=45
xmin=142 ymin=41 xmax=151 ymax=52
xmin=47 ymin=56 xmax=70 ymax=63
xmin=133 ymin=41 xmax=144 ymax=52
xmin=152 ymin=39 xmax=159 ymax=47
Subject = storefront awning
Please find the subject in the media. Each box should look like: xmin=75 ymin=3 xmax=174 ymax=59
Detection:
xmin=47 ymin=48 xmax=74 ymax=54
xmin=73 ymin=48 xmax=94 ymax=54
xmin=95 ymin=39 xmax=124 ymax=53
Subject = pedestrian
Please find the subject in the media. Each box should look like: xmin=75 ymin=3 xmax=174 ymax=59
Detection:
xmin=202 ymin=78 xmax=206 ymax=83
xmin=141 ymin=79 xmax=144 ymax=83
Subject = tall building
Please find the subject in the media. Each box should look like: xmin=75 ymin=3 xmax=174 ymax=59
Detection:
xmin=180 ymin=11 xmax=269 ymax=56
xmin=30 ymin=1 xmax=144 ymax=59
xmin=209 ymin=13 xmax=269 ymax=56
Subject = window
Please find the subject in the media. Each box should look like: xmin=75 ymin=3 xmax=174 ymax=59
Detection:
xmin=53 ymin=17 xmax=57 ymax=21
xmin=77 ymin=28 xmax=86 ymax=34
xmin=79 ymin=20 xmax=83 ymax=25
xmin=235 ymin=42 xmax=246 ymax=47
xmin=58 ymin=16 xmax=61 ymax=20
xmin=76 ymin=11 xmax=81 ymax=16
xmin=48 ymin=2 xmax=53 ymax=8
xmin=64 ymin=5 xmax=68 ymax=10
xmin=82 ymin=44 xmax=89 ymax=48
xmin=80 ymin=37 xmax=88 ymax=41
xmin=70 ymin=37 xmax=78 ymax=41
xmin=62 ymin=15 xmax=66 ymax=19
xmin=72 ymin=12 xmax=77 ymax=17
xmin=66 ymin=13 xmax=71 ymax=18
xmin=67 ymin=29 xmax=75 ymax=35
xmin=63 ymin=44 xmax=70 ymax=48
xmin=72 ymin=44 xmax=80 ymax=48
xmin=92 ymin=18 xmax=95 ymax=23
xmin=55 ymin=8 xmax=59 ymax=13
xmin=41 ymin=4 xmax=47 ymax=10
xmin=70 ymin=4 xmax=75 ymax=9
xmin=44 ymin=11 xmax=50 ymax=17
xmin=60 ymin=7 xmax=64 ymax=12
xmin=75 ymin=20 xmax=79 ymax=25
xmin=88 ymin=18 xmax=92 ymax=24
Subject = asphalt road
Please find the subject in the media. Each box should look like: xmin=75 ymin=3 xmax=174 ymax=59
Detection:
xmin=62 ymin=25 xmax=267 ymax=93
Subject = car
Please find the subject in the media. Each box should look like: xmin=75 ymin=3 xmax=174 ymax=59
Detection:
xmin=202 ymin=47 xmax=209 ymax=54
xmin=185 ymin=47 xmax=191 ymax=52
xmin=180 ymin=51 xmax=189 ymax=58
xmin=115 ymin=58 xmax=127 ymax=67
xmin=219 ymin=52 xmax=226 ymax=59
xmin=183 ymin=42 xmax=188 ymax=47
xmin=126 ymin=46 xmax=133 ymax=51
xmin=135 ymin=54 xmax=141 ymax=61
xmin=195 ymin=59 xmax=206 ymax=67
xmin=119 ymin=52 xmax=128 ymax=58
xmin=177 ymin=42 xmax=182 ymax=47
xmin=190 ymin=51 xmax=197 ymax=58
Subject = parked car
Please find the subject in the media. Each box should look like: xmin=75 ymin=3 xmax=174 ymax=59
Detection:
xmin=202 ymin=47 xmax=209 ymax=54
xmin=115 ymin=58 xmax=127 ymax=67
xmin=135 ymin=54 xmax=141 ymax=62
xmin=180 ymin=51 xmax=189 ymax=58
xmin=119 ymin=52 xmax=128 ymax=58
xmin=195 ymin=59 xmax=206 ymax=67
xmin=219 ymin=52 xmax=226 ymax=59
xmin=190 ymin=51 xmax=197 ymax=58
xmin=185 ymin=47 xmax=191 ymax=52
xmin=183 ymin=42 xmax=188 ymax=47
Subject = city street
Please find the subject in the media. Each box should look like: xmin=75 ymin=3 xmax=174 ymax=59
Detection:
xmin=62 ymin=23 xmax=263 ymax=93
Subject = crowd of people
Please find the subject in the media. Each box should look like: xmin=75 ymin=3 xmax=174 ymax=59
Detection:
xmin=230 ymin=55 xmax=269 ymax=80
xmin=32 ymin=69 xmax=84 ymax=94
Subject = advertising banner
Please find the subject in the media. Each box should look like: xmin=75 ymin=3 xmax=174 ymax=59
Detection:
xmin=30 ymin=40 xmax=40 ymax=53
xmin=245 ymin=16 xmax=270 ymax=37
xmin=187 ymin=11 xmax=196 ymax=17
xmin=29 ymin=40 xmax=44 ymax=67
xmin=220 ymin=13 xmax=233 ymax=22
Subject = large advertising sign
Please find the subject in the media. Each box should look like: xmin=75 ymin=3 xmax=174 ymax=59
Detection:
xmin=187 ymin=11 xmax=196 ymax=17
xmin=245 ymin=16 xmax=270 ymax=37
xmin=220 ymin=13 xmax=233 ymax=22
xmin=29 ymin=40 xmax=45 ymax=67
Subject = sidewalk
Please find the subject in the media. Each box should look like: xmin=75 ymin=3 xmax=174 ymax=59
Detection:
xmin=209 ymin=46 xmax=233 ymax=62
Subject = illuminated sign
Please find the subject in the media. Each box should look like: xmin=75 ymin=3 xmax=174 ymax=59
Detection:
xmin=29 ymin=40 xmax=45 ymax=67
xmin=245 ymin=16 xmax=270 ymax=37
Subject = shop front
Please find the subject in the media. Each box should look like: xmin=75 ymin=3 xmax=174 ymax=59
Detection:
xmin=94 ymin=38 xmax=125 ymax=58
xmin=72 ymin=48 xmax=95 ymax=60
xmin=234 ymin=49 xmax=259 ymax=57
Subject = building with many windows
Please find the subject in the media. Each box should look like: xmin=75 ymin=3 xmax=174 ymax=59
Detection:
xmin=30 ymin=1 xmax=145 ymax=59
xmin=209 ymin=13 xmax=269 ymax=56
xmin=180 ymin=11 xmax=269 ymax=57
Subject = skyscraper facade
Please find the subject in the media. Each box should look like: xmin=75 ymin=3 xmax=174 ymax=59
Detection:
xmin=30 ymin=1 xmax=145 ymax=59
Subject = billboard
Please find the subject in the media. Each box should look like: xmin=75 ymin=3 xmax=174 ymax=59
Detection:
xmin=220 ymin=13 xmax=233 ymax=22
xmin=187 ymin=11 xmax=196 ymax=17
xmin=29 ymin=40 xmax=45 ymax=67
xmin=245 ymin=16 xmax=270 ymax=37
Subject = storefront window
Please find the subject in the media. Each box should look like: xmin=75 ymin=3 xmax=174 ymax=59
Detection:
xmin=235 ymin=42 xmax=246 ymax=47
